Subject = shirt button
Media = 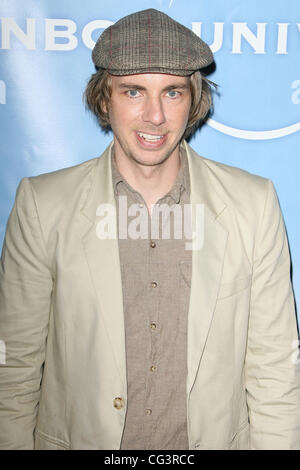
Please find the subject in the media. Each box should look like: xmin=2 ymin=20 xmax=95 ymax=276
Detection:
xmin=150 ymin=240 xmax=156 ymax=248
xmin=150 ymin=365 xmax=157 ymax=372
xmin=146 ymin=409 xmax=152 ymax=415
xmin=150 ymin=322 xmax=157 ymax=330
xmin=151 ymin=281 xmax=158 ymax=288
xmin=113 ymin=397 xmax=124 ymax=410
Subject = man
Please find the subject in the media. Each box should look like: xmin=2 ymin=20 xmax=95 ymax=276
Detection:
xmin=0 ymin=8 xmax=299 ymax=450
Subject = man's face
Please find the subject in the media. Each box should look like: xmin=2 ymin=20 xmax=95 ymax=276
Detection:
xmin=106 ymin=73 xmax=192 ymax=167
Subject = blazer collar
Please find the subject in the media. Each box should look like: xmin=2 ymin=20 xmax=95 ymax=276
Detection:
xmin=81 ymin=141 xmax=115 ymax=224
xmin=182 ymin=140 xmax=226 ymax=220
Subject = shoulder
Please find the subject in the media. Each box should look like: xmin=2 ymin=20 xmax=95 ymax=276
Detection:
xmin=28 ymin=156 xmax=99 ymax=200
xmin=204 ymin=155 xmax=269 ymax=205
xmin=12 ymin=156 xmax=103 ymax=242
xmin=186 ymin=143 xmax=271 ymax=210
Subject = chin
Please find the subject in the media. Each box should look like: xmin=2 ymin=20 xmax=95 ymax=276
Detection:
xmin=133 ymin=152 xmax=172 ymax=167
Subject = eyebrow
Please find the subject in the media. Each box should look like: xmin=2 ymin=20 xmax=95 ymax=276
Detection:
xmin=117 ymin=83 xmax=190 ymax=91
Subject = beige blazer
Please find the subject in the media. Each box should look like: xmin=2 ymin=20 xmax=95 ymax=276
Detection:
xmin=0 ymin=141 xmax=299 ymax=450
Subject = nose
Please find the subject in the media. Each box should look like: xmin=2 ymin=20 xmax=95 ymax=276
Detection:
xmin=142 ymin=96 xmax=166 ymax=126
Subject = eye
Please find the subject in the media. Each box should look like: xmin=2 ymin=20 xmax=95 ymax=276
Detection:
xmin=166 ymin=90 xmax=180 ymax=99
xmin=126 ymin=90 xmax=141 ymax=98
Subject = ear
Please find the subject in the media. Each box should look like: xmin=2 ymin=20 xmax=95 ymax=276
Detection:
xmin=101 ymin=98 xmax=108 ymax=114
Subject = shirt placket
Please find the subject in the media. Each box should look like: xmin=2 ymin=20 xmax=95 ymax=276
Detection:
xmin=145 ymin=222 xmax=160 ymax=443
xmin=123 ymin=185 xmax=160 ymax=445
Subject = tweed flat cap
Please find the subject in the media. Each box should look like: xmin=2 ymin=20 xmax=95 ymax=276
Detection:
xmin=92 ymin=8 xmax=214 ymax=76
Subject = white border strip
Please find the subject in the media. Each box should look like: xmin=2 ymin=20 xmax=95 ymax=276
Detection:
xmin=0 ymin=340 xmax=6 ymax=364
xmin=207 ymin=118 xmax=300 ymax=140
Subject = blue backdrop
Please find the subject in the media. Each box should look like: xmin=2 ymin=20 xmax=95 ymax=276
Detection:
xmin=1 ymin=0 xmax=299 ymax=318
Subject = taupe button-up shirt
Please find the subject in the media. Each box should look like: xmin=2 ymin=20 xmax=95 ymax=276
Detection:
xmin=111 ymin=146 xmax=192 ymax=450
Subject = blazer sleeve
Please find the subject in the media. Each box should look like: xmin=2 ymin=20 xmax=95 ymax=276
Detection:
xmin=245 ymin=179 xmax=300 ymax=449
xmin=0 ymin=177 xmax=53 ymax=449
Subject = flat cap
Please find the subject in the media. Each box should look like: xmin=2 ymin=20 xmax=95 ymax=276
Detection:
xmin=92 ymin=8 xmax=214 ymax=76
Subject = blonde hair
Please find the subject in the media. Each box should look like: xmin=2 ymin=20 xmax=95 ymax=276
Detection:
xmin=84 ymin=69 xmax=215 ymax=139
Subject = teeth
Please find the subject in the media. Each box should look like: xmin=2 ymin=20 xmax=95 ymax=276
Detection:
xmin=137 ymin=132 xmax=164 ymax=141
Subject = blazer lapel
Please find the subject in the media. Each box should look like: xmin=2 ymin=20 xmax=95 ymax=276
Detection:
xmin=183 ymin=141 xmax=228 ymax=396
xmin=80 ymin=143 xmax=127 ymax=387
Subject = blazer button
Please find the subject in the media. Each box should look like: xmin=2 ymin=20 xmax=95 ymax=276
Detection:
xmin=113 ymin=397 xmax=124 ymax=410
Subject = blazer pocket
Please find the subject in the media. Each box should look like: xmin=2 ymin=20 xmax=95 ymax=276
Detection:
xmin=34 ymin=429 xmax=70 ymax=450
xmin=228 ymin=420 xmax=250 ymax=450
xmin=217 ymin=275 xmax=251 ymax=300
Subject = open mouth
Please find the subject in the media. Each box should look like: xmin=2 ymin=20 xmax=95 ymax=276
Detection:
xmin=137 ymin=131 xmax=165 ymax=142
xmin=136 ymin=131 xmax=167 ymax=147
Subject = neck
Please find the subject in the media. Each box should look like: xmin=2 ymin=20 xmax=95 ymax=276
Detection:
xmin=113 ymin=145 xmax=181 ymax=210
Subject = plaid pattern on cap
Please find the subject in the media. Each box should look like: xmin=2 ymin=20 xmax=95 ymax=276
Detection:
xmin=92 ymin=8 xmax=214 ymax=76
